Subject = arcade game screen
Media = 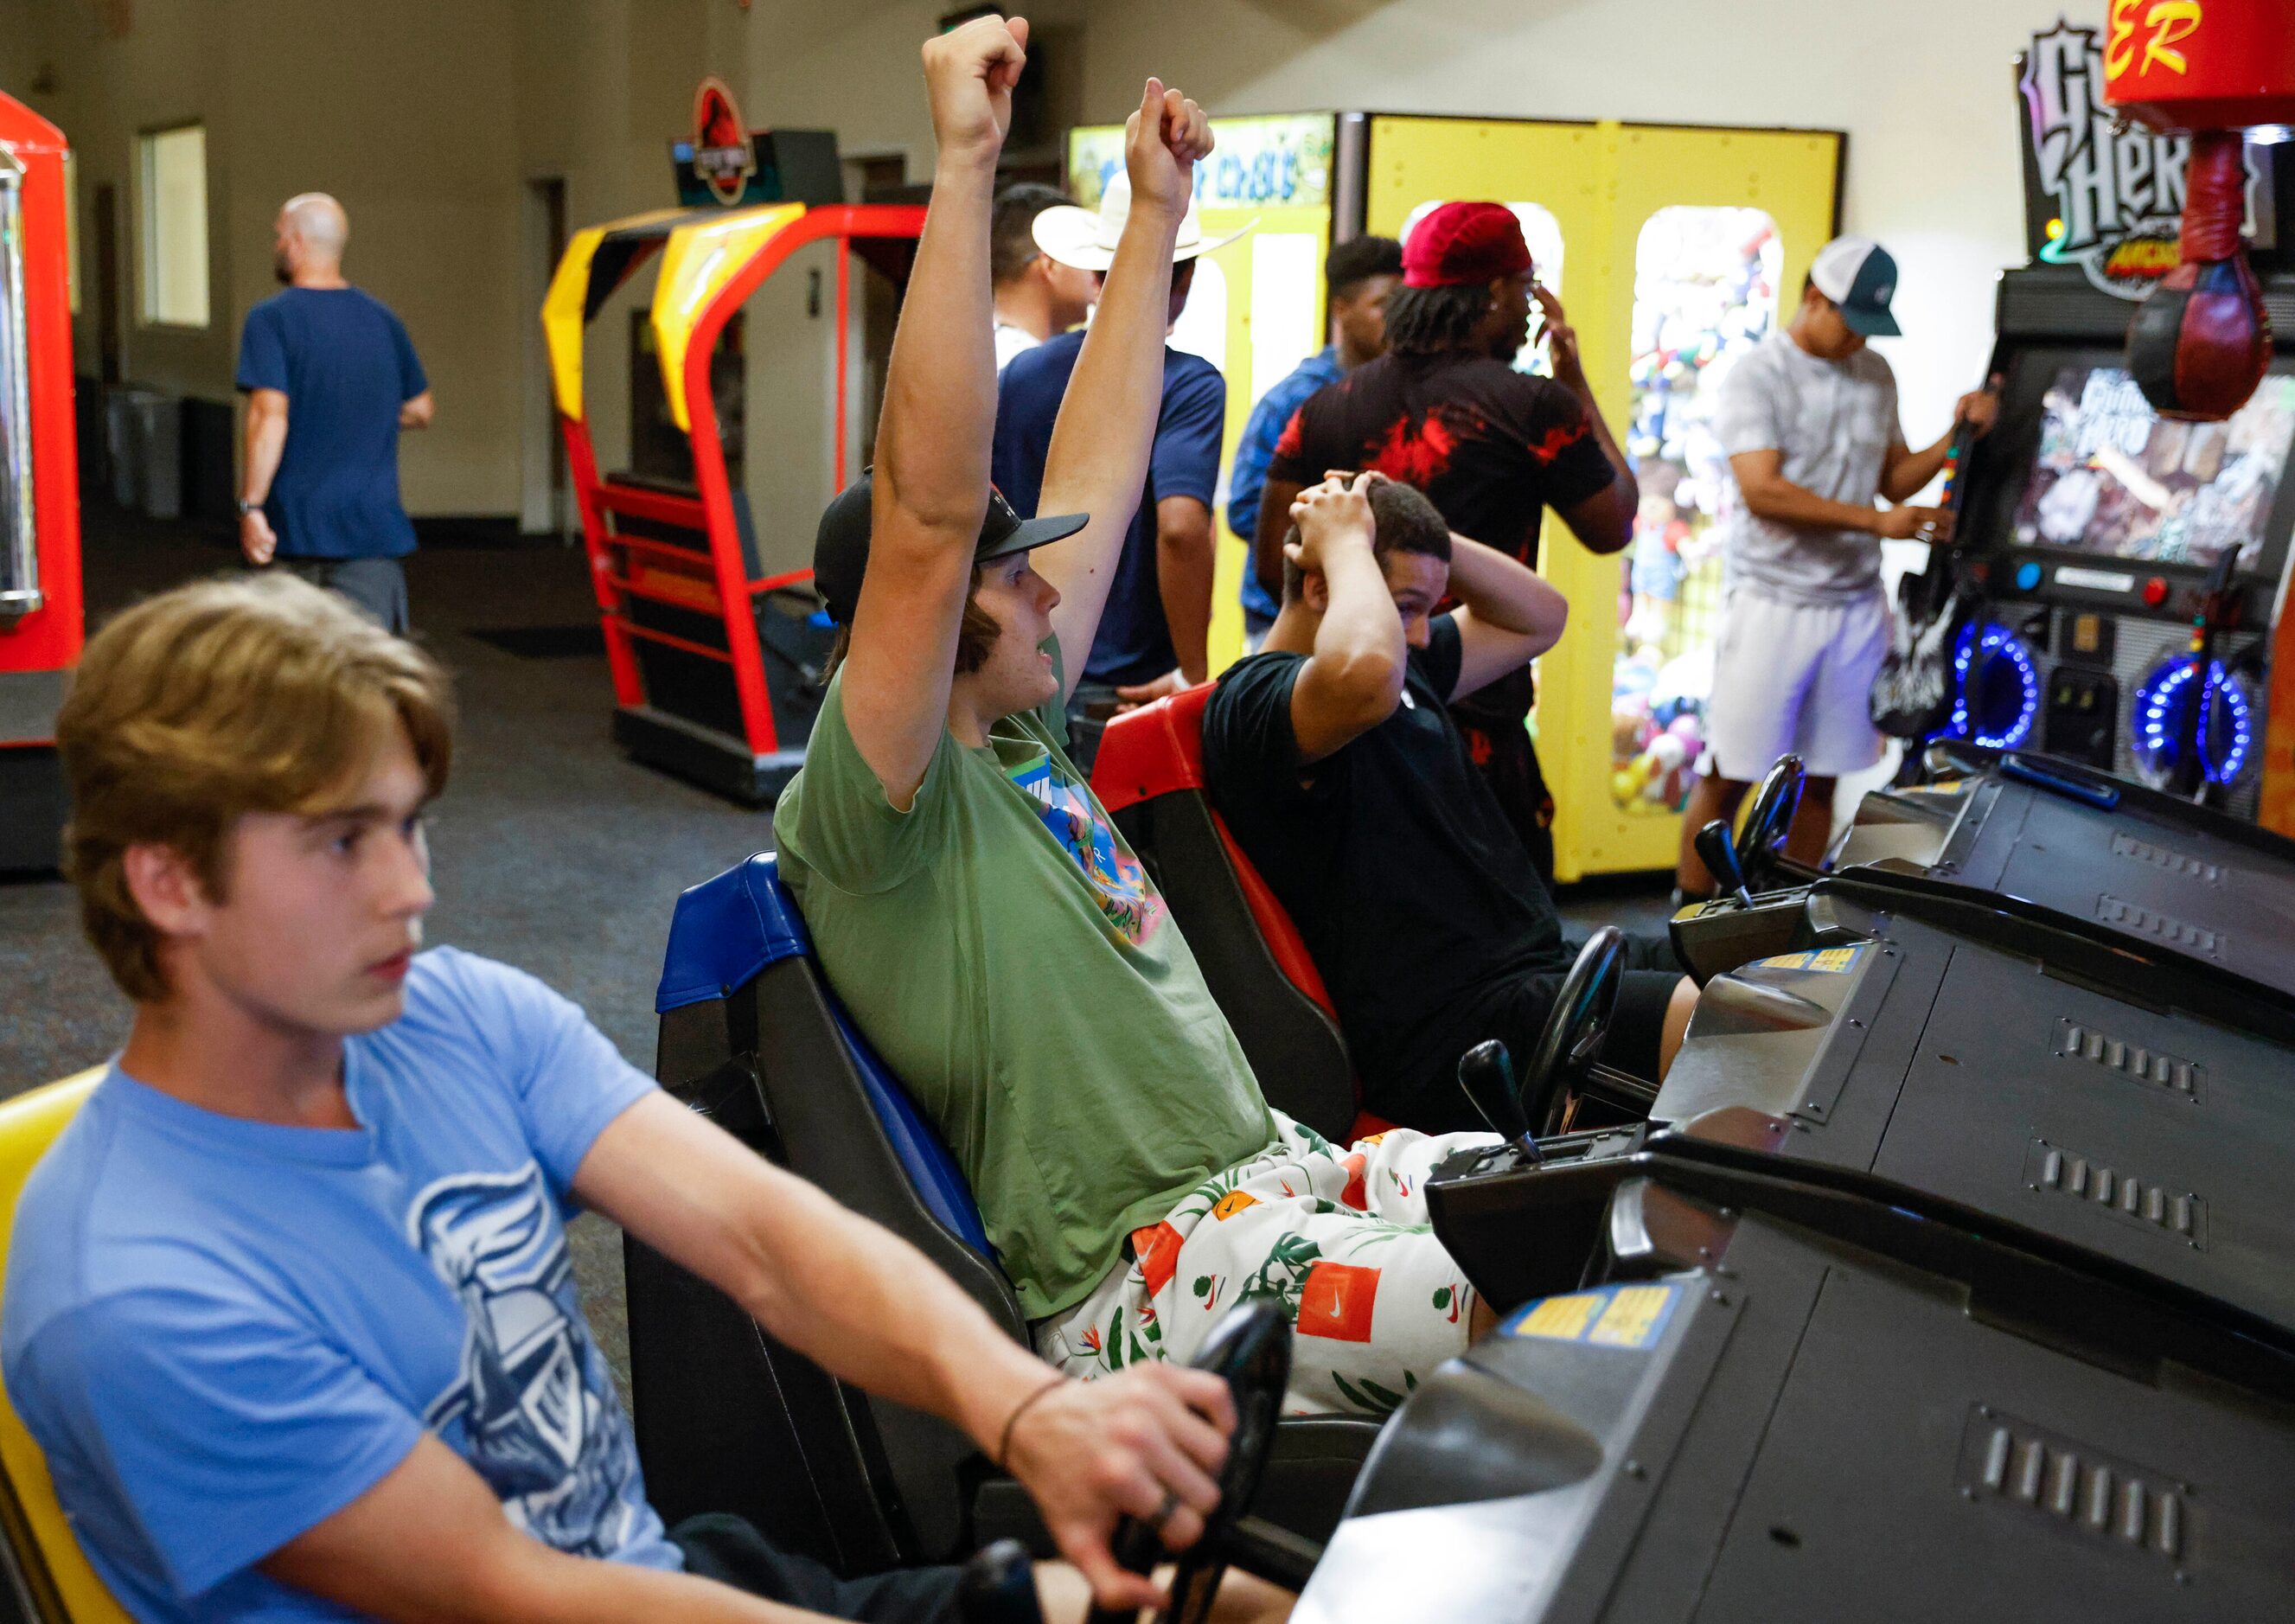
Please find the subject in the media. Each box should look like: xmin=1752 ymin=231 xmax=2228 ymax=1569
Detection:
xmin=2011 ymin=366 xmax=2295 ymax=572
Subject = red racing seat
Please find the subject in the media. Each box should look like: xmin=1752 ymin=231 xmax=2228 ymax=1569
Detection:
xmin=1095 ymin=685 xmax=1394 ymax=1145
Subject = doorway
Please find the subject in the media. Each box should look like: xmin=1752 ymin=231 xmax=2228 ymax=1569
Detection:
xmin=521 ymin=176 xmax=569 ymax=538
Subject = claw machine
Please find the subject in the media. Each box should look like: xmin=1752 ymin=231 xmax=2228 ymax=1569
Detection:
xmin=1362 ymin=117 xmax=1840 ymax=880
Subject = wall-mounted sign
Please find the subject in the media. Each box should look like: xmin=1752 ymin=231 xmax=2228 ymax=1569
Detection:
xmin=1067 ymin=113 xmax=1333 ymax=213
xmin=692 ymin=77 xmax=757 ymax=207
xmin=2017 ymin=17 xmax=2266 ymax=300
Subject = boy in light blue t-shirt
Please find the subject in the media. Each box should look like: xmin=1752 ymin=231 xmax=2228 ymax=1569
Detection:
xmin=3 ymin=236 xmax=1275 ymax=1623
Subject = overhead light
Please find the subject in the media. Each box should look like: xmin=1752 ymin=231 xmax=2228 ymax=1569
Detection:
xmin=2247 ymin=125 xmax=2294 ymax=147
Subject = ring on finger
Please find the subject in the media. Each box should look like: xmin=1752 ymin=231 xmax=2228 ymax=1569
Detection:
xmin=1148 ymin=1487 xmax=1182 ymax=1531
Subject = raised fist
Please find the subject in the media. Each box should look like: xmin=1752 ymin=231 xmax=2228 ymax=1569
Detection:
xmin=1123 ymin=77 xmax=1212 ymax=221
xmin=921 ymin=12 xmax=1029 ymax=163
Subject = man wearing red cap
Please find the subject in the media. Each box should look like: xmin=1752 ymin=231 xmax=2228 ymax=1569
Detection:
xmin=1256 ymin=202 xmax=1636 ymax=884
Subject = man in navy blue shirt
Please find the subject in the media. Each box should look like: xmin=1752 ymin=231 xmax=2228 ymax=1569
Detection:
xmin=1226 ymin=235 xmax=1402 ymax=648
xmin=994 ymin=176 xmax=1243 ymax=766
xmin=236 ymin=193 xmax=434 ymax=634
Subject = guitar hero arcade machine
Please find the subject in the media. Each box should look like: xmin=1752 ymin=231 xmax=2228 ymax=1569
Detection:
xmin=1939 ymin=19 xmax=2295 ymax=818
xmin=0 ymin=93 xmax=80 ymax=873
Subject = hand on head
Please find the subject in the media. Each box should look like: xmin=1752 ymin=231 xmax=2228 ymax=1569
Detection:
xmin=1124 ymin=76 xmax=1213 ymax=220
xmin=921 ymin=11 xmax=1030 ymax=162
xmin=1284 ymin=470 xmax=1378 ymax=579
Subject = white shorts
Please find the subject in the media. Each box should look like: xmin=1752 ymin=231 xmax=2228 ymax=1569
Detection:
xmin=1703 ymin=586 xmax=1889 ymax=782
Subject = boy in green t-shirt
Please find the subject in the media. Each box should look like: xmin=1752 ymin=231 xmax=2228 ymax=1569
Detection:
xmin=774 ymin=17 xmax=1499 ymax=1419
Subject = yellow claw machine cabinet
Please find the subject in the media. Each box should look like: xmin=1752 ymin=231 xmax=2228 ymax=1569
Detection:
xmin=1359 ymin=116 xmax=1842 ymax=880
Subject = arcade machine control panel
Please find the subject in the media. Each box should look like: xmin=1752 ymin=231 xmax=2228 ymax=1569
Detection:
xmin=1292 ymin=880 xmax=2295 ymax=1622
xmin=1941 ymin=266 xmax=2295 ymax=817
xmin=1837 ymin=745 xmax=2295 ymax=998
xmin=1296 ymin=1147 xmax=2295 ymax=1623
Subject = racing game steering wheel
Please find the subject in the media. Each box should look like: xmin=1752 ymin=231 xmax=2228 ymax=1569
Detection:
xmin=1738 ymin=753 xmax=1806 ymax=892
xmin=1518 ymin=927 xmax=1625 ymax=1140
xmin=958 ymin=1304 xmax=1302 ymax=1624
xmin=1081 ymin=1300 xmax=1294 ymax=1624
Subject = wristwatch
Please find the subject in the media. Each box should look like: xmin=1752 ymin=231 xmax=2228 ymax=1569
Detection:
xmin=236 ymin=497 xmax=262 ymax=517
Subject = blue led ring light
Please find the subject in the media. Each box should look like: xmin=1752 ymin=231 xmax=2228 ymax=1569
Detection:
xmin=2132 ymin=657 xmax=2253 ymax=787
xmin=1948 ymin=622 xmax=2040 ymax=750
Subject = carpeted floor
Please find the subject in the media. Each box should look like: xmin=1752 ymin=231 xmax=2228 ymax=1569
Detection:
xmin=0 ymin=499 xmax=1675 ymax=1397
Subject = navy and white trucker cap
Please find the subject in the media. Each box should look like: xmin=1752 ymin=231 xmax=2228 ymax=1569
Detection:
xmin=1809 ymin=235 xmax=1901 ymax=337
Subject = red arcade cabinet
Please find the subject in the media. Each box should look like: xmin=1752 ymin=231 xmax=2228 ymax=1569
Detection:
xmin=0 ymin=93 xmax=79 ymax=872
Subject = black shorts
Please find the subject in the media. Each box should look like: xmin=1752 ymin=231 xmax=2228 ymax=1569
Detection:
xmin=671 ymin=1514 xmax=964 ymax=1622
xmin=1368 ymin=930 xmax=1684 ymax=1135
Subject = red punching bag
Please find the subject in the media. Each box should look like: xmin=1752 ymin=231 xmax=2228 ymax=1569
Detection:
xmin=2103 ymin=0 xmax=2295 ymax=421
xmin=2126 ymin=131 xmax=2269 ymax=419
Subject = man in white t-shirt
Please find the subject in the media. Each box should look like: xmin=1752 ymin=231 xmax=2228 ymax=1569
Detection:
xmin=991 ymin=182 xmax=1098 ymax=370
xmin=1677 ymin=235 xmax=1997 ymax=895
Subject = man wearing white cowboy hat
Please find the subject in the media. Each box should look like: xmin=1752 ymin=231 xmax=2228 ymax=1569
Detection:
xmin=993 ymin=173 xmax=1254 ymax=765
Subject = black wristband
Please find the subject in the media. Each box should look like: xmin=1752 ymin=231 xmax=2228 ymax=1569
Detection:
xmin=995 ymin=1376 xmax=1066 ymax=1470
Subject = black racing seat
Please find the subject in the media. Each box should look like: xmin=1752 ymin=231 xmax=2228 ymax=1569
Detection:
xmin=628 ymin=854 xmax=1378 ymax=1577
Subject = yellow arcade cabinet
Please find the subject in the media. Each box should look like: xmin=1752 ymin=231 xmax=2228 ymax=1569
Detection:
xmin=543 ymin=202 xmax=924 ymax=802
xmin=1065 ymin=114 xmax=1340 ymax=674
xmin=1358 ymin=116 xmax=1841 ymax=882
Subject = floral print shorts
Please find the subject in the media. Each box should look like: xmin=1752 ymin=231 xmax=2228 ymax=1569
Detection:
xmin=1032 ymin=1112 xmax=1496 ymax=1416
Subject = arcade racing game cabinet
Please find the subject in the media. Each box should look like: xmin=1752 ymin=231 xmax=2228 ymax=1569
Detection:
xmin=1827 ymin=99 xmax=2295 ymax=991
xmin=1921 ymin=259 xmax=2295 ymax=815
xmin=543 ymin=201 xmax=922 ymax=802
xmin=1290 ymin=817 xmax=2295 ymax=1621
xmin=0 ymin=94 xmax=80 ymax=873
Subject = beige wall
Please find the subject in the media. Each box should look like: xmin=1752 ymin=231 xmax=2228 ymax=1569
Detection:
xmin=5 ymin=0 xmax=2081 ymax=516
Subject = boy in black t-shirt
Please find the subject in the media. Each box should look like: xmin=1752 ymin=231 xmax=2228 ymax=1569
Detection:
xmin=1205 ymin=475 xmax=1696 ymax=1135
xmin=1255 ymin=203 xmax=1638 ymax=885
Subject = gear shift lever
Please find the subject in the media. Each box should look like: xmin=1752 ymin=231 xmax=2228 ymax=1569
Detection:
xmin=1695 ymin=819 xmax=1755 ymax=908
xmin=957 ymin=1540 xmax=1043 ymax=1624
xmin=1457 ymin=1039 xmax=1542 ymax=1161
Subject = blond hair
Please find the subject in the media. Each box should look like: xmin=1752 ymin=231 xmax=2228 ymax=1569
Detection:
xmin=58 ymin=574 xmax=453 ymax=1002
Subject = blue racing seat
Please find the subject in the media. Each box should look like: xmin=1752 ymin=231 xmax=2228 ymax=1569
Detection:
xmin=655 ymin=853 xmax=990 ymax=1256
xmin=631 ymin=854 xmax=1376 ymax=1577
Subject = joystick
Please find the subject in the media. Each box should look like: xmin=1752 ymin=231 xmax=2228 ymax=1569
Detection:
xmin=1457 ymin=1039 xmax=1540 ymax=1160
xmin=1695 ymin=820 xmax=1755 ymax=909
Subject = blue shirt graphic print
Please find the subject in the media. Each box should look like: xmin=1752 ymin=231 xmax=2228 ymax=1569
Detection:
xmin=0 ymin=948 xmax=673 ymax=1621
xmin=409 ymin=1163 xmax=642 ymax=1554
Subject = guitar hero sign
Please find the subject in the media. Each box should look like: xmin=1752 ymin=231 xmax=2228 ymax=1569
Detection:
xmin=2018 ymin=17 xmax=2262 ymax=299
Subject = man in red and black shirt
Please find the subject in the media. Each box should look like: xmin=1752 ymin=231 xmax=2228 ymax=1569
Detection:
xmin=1256 ymin=203 xmax=1635 ymax=884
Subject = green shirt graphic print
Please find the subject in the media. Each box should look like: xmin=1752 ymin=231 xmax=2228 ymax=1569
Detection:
xmin=774 ymin=656 xmax=1275 ymax=1320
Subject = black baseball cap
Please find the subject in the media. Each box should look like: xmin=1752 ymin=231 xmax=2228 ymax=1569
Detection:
xmin=812 ymin=470 xmax=1089 ymax=626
